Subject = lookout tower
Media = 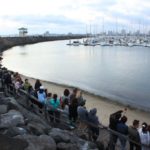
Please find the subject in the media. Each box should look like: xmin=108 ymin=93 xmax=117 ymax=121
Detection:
xmin=18 ymin=27 xmax=28 ymax=37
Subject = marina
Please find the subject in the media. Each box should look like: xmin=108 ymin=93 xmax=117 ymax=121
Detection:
xmin=67 ymin=36 xmax=150 ymax=47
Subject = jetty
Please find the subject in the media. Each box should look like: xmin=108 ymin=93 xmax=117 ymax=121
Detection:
xmin=0 ymin=35 xmax=85 ymax=52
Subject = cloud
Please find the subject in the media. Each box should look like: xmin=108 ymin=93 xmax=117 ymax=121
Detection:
xmin=0 ymin=0 xmax=149 ymax=34
xmin=0 ymin=14 xmax=86 ymax=34
xmin=2 ymin=15 xmax=82 ymax=26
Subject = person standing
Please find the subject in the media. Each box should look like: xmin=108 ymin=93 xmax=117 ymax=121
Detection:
xmin=109 ymin=110 xmax=123 ymax=150
xmin=23 ymin=79 xmax=31 ymax=92
xmin=49 ymin=94 xmax=60 ymax=123
xmin=34 ymin=79 xmax=42 ymax=91
xmin=60 ymin=88 xmax=70 ymax=109
xmin=69 ymin=97 xmax=78 ymax=126
xmin=138 ymin=122 xmax=150 ymax=150
xmin=77 ymin=100 xmax=88 ymax=121
xmin=128 ymin=120 xmax=141 ymax=150
xmin=37 ymin=86 xmax=46 ymax=104
xmin=117 ymin=116 xmax=128 ymax=150
xmin=69 ymin=88 xmax=78 ymax=105
xmin=88 ymin=108 xmax=100 ymax=141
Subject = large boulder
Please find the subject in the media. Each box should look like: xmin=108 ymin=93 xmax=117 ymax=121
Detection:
xmin=0 ymin=134 xmax=28 ymax=150
xmin=57 ymin=142 xmax=98 ymax=150
xmin=16 ymin=134 xmax=56 ymax=150
xmin=49 ymin=128 xmax=98 ymax=150
xmin=7 ymin=97 xmax=22 ymax=111
xmin=0 ymin=97 xmax=11 ymax=105
xmin=0 ymin=104 xmax=8 ymax=114
xmin=7 ymin=97 xmax=51 ymax=132
xmin=49 ymin=128 xmax=71 ymax=143
xmin=5 ymin=127 xmax=27 ymax=137
xmin=27 ymin=121 xmax=50 ymax=135
xmin=57 ymin=142 xmax=79 ymax=150
xmin=0 ymin=109 xmax=24 ymax=128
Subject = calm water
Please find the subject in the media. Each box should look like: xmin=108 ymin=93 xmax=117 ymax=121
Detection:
xmin=2 ymin=40 xmax=150 ymax=110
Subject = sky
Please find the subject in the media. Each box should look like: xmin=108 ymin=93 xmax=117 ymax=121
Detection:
xmin=0 ymin=0 xmax=150 ymax=35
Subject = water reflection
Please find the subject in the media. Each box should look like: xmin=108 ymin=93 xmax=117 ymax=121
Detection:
xmin=2 ymin=40 xmax=150 ymax=110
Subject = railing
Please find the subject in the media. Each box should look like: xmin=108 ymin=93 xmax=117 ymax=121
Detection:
xmin=0 ymin=79 xmax=150 ymax=150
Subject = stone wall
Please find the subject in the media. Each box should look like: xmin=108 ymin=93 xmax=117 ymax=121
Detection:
xmin=0 ymin=35 xmax=85 ymax=52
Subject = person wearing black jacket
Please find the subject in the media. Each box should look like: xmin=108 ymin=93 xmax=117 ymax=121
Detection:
xmin=108 ymin=110 xmax=123 ymax=150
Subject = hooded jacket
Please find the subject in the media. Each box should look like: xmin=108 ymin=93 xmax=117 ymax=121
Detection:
xmin=88 ymin=108 xmax=100 ymax=126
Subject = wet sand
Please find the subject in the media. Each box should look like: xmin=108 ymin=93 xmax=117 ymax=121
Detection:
xmin=21 ymin=74 xmax=150 ymax=126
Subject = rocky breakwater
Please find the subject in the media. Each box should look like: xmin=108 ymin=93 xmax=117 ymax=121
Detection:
xmin=0 ymin=91 xmax=99 ymax=150
xmin=0 ymin=35 xmax=85 ymax=53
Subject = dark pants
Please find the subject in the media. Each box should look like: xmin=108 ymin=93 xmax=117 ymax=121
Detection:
xmin=55 ymin=110 xmax=60 ymax=123
xmin=48 ymin=110 xmax=60 ymax=123
xmin=69 ymin=106 xmax=78 ymax=123
xmin=119 ymin=136 xmax=127 ymax=150
xmin=48 ymin=110 xmax=54 ymax=122
xmin=130 ymin=142 xmax=141 ymax=150
xmin=109 ymin=133 xmax=118 ymax=150
xmin=89 ymin=126 xmax=99 ymax=141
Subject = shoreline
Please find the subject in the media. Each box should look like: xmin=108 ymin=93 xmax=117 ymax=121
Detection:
xmin=1 ymin=38 xmax=150 ymax=114
xmin=28 ymin=75 xmax=150 ymax=113
xmin=20 ymin=74 xmax=150 ymax=126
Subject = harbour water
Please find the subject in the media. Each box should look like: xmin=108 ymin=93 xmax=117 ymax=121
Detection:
xmin=2 ymin=40 xmax=150 ymax=111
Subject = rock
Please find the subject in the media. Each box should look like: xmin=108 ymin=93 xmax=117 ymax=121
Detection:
xmin=0 ymin=92 xmax=99 ymax=150
xmin=96 ymin=128 xmax=110 ymax=150
xmin=0 ymin=104 xmax=8 ymax=114
xmin=5 ymin=127 xmax=27 ymax=137
xmin=57 ymin=142 xmax=79 ymax=150
xmin=86 ymin=141 xmax=99 ymax=150
xmin=24 ymin=112 xmax=51 ymax=129
xmin=27 ymin=122 xmax=49 ymax=135
xmin=0 ymin=92 xmax=4 ymax=98
xmin=0 ymin=109 xmax=24 ymax=128
xmin=74 ymin=129 xmax=89 ymax=140
xmin=57 ymin=141 xmax=98 ymax=150
xmin=75 ymin=139 xmax=98 ymax=150
xmin=6 ymin=97 xmax=51 ymax=132
xmin=49 ymin=128 xmax=98 ymax=150
xmin=16 ymin=134 xmax=56 ymax=150
xmin=0 ymin=97 xmax=11 ymax=105
xmin=49 ymin=128 xmax=71 ymax=143
xmin=7 ymin=97 xmax=28 ymax=112
xmin=7 ymin=97 xmax=21 ymax=111
xmin=0 ymin=134 xmax=28 ymax=150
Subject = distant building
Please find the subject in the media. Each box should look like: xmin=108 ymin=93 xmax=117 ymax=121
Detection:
xmin=18 ymin=27 xmax=28 ymax=37
xmin=121 ymin=29 xmax=126 ymax=36
xmin=43 ymin=31 xmax=50 ymax=37
xmin=68 ymin=32 xmax=73 ymax=36
xmin=108 ymin=30 xmax=113 ymax=36
xmin=135 ymin=30 xmax=140 ymax=36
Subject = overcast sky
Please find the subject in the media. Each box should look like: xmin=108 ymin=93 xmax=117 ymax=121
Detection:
xmin=0 ymin=0 xmax=150 ymax=35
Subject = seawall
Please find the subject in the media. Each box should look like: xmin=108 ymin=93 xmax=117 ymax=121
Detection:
xmin=0 ymin=35 xmax=85 ymax=53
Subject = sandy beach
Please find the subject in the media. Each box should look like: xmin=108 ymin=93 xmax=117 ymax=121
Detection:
xmin=21 ymin=74 xmax=150 ymax=127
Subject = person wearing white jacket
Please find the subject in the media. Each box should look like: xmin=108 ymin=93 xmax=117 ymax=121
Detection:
xmin=138 ymin=122 xmax=150 ymax=150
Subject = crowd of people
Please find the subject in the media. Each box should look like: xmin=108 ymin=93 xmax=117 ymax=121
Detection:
xmin=0 ymin=68 xmax=100 ymax=141
xmin=0 ymin=68 xmax=150 ymax=149
xmin=109 ymin=110 xmax=150 ymax=150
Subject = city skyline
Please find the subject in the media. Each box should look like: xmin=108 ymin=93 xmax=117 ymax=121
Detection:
xmin=0 ymin=0 xmax=150 ymax=35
